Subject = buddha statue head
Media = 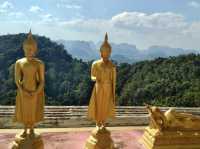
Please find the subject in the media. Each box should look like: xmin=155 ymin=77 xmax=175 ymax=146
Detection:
xmin=100 ymin=33 xmax=112 ymax=60
xmin=23 ymin=30 xmax=37 ymax=58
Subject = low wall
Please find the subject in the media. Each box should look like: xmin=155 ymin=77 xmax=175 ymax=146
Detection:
xmin=0 ymin=106 xmax=200 ymax=128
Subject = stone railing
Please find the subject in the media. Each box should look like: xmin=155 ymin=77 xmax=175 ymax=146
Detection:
xmin=0 ymin=106 xmax=200 ymax=128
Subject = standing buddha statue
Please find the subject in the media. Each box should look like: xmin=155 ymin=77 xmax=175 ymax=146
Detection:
xmin=86 ymin=33 xmax=116 ymax=149
xmin=12 ymin=30 xmax=45 ymax=149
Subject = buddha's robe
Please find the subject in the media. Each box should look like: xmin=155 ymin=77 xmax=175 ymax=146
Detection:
xmin=88 ymin=59 xmax=116 ymax=122
xmin=14 ymin=58 xmax=45 ymax=126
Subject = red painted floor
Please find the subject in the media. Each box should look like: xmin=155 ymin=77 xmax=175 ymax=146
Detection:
xmin=0 ymin=130 xmax=145 ymax=149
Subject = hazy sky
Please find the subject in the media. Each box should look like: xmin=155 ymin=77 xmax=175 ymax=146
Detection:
xmin=0 ymin=0 xmax=200 ymax=49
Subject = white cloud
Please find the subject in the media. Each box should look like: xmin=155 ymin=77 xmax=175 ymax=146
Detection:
xmin=41 ymin=14 xmax=53 ymax=21
xmin=188 ymin=1 xmax=200 ymax=8
xmin=60 ymin=19 xmax=110 ymax=32
xmin=0 ymin=1 xmax=13 ymax=9
xmin=8 ymin=12 xmax=24 ymax=18
xmin=29 ymin=6 xmax=43 ymax=13
xmin=0 ymin=1 xmax=14 ymax=13
xmin=60 ymin=11 xmax=188 ymax=35
xmin=111 ymin=12 xmax=187 ymax=30
xmin=39 ymin=13 xmax=60 ymax=24
xmin=184 ymin=22 xmax=200 ymax=38
xmin=58 ymin=11 xmax=200 ymax=49
xmin=0 ymin=1 xmax=24 ymax=19
xmin=57 ymin=4 xmax=82 ymax=9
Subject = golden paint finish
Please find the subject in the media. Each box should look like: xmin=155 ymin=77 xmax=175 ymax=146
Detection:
xmin=141 ymin=105 xmax=200 ymax=149
xmin=85 ymin=127 xmax=115 ymax=149
xmin=12 ymin=132 xmax=44 ymax=149
xmin=88 ymin=33 xmax=116 ymax=127
xmin=12 ymin=30 xmax=45 ymax=149
xmin=86 ymin=33 xmax=116 ymax=149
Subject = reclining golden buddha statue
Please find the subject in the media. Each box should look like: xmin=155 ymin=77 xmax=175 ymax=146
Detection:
xmin=141 ymin=104 xmax=200 ymax=149
xmin=146 ymin=104 xmax=200 ymax=131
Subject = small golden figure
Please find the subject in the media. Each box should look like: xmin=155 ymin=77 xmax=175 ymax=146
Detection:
xmin=85 ymin=33 xmax=116 ymax=149
xmin=12 ymin=30 xmax=45 ymax=149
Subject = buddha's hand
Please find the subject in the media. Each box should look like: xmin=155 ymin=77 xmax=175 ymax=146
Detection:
xmin=29 ymin=92 xmax=34 ymax=96
xmin=29 ymin=90 xmax=38 ymax=96
xmin=21 ymin=89 xmax=31 ymax=96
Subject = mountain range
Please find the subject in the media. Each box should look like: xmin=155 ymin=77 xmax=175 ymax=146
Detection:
xmin=57 ymin=40 xmax=199 ymax=63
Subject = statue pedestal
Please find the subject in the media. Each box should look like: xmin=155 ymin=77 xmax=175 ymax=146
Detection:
xmin=141 ymin=127 xmax=200 ymax=149
xmin=11 ymin=132 xmax=44 ymax=149
xmin=85 ymin=127 xmax=115 ymax=149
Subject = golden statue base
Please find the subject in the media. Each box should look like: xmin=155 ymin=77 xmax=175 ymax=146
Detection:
xmin=85 ymin=127 xmax=115 ymax=149
xmin=141 ymin=127 xmax=200 ymax=149
xmin=11 ymin=132 xmax=44 ymax=149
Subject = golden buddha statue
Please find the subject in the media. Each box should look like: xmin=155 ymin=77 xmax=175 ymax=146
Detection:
xmin=85 ymin=33 xmax=116 ymax=149
xmin=88 ymin=32 xmax=116 ymax=129
xmin=141 ymin=104 xmax=200 ymax=149
xmin=12 ymin=30 xmax=45 ymax=149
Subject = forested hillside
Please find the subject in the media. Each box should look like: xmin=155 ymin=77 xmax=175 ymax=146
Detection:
xmin=117 ymin=54 xmax=200 ymax=107
xmin=0 ymin=34 xmax=200 ymax=107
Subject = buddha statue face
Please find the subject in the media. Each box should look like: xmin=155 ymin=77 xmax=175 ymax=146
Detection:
xmin=23 ymin=44 xmax=37 ymax=58
xmin=100 ymin=49 xmax=111 ymax=59
xmin=23 ymin=30 xmax=37 ymax=58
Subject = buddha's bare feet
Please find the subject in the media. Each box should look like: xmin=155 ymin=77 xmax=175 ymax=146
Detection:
xmin=102 ymin=122 xmax=106 ymax=128
xmin=29 ymin=129 xmax=35 ymax=137
xmin=96 ymin=123 xmax=101 ymax=130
